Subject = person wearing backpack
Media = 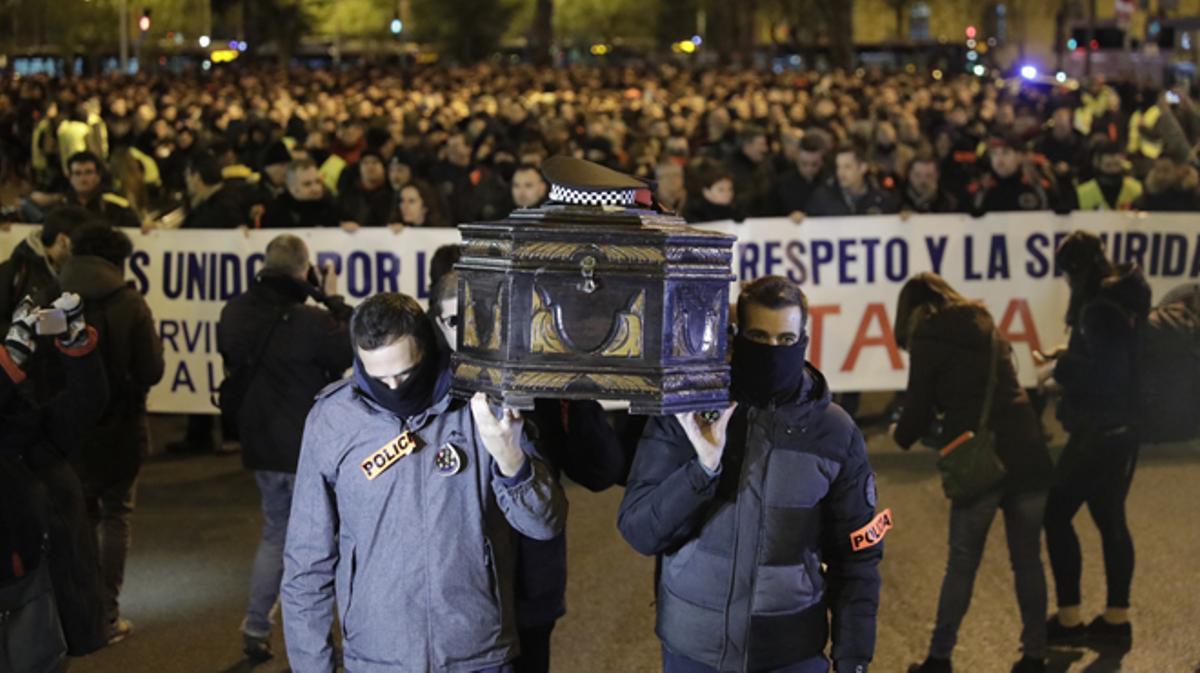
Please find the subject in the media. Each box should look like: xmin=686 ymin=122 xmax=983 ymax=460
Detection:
xmin=217 ymin=234 xmax=352 ymax=662
xmin=59 ymin=224 xmax=164 ymax=644
xmin=891 ymin=273 xmax=1053 ymax=673
xmin=1037 ymin=231 xmax=1150 ymax=650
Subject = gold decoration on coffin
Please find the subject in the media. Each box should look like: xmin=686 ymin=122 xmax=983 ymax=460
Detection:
xmin=586 ymin=373 xmax=656 ymax=393
xmin=530 ymin=287 xmax=646 ymax=358
xmin=514 ymin=241 xmax=665 ymax=264
xmin=485 ymin=292 xmax=503 ymax=351
xmin=596 ymin=290 xmax=645 ymax=358
xmin=461 ymin=282 xmax=480 ymax=348
xmin=455 ymin=363 xmax=498 ymax=384
xmin=530 ymin=287 xmax=570 ymax=354
xmin=461 ymin=281 xmax=503 ymax=351
xmin=513 ymin=371 xmax=578 ymax=390
xmin=509 ymin=370 xmax=656 ymax=394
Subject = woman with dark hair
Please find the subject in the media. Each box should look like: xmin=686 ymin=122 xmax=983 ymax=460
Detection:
xmin=398 ymin=179 xmax=451 ymax=228
xmin=893 ymin=273 xmax=1052 ymax=673
xmin=1039 ymin=231 xmax=1150 ymax=649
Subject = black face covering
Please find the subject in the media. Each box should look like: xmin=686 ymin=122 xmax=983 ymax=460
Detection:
xmin=353 ymin=341 xmax=451 ymax=419
xmin=730 ymin=333 xmax=810 ymax=408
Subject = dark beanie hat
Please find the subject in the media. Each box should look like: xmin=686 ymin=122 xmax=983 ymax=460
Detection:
xmin=366 ymin=126 xmax=391 ymax=150
xmin=262 ymin=141 xmax=292 ymax=167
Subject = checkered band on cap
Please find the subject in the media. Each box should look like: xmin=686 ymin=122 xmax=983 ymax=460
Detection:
xmin=549 ymin=184 xmax=637 ymax=206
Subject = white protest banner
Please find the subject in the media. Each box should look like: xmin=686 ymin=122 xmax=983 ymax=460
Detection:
xmin=1 ymin=211 xmax=1197 ymax=412
xmin=696 ymin=211 xmax=1200 ymax=392
xmin=0 ymin=225 xmax=461 ymax=413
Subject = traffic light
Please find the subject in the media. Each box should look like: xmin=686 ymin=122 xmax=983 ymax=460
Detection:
xmin=138 ymin=8 xmax=151 ymax=32
xmin=965 ymin=25 xmax=977 ymax=39
xmin=390 ymin=14 xmax=403 ymax=35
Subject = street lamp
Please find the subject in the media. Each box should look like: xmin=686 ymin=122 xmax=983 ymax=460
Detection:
xmin=138 ymin=8 xmax=151 ymax=32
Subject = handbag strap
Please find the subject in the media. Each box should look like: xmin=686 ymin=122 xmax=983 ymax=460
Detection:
xmin=977 ymin=329 xmax=1001 ymax=432
xmin=215 ymin=307 xmax=286 ymax=408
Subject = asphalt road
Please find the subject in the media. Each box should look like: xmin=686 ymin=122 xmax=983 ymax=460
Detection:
xmin=69 ymin=411 xmax=1200 ymax=673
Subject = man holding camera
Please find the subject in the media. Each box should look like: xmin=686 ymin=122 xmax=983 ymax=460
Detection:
xmin=217 ymin=234 xmax=353 ymax=661
xmin=1 ymin=291 xmax=110 ymax=660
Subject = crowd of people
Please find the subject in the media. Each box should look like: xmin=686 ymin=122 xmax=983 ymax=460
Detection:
xmin=0 ymin=62 xmax=1192 ymax=673
xmin=3 ymin=64 xmax=1200 ymax=237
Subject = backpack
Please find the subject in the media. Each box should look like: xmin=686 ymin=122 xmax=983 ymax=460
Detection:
xmin=1138 ymin=283 xmax=1200 ymax=443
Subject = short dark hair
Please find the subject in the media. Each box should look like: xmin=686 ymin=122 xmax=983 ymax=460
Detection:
xmin=798 ymin=136 xmax=824 ymax=154
xmin=72 ymin=224 xmax=133 ymax=267
xmin=695 ymin=160 xmax=733 ymax=190
xmin=41 ymin=205 xmax=95 ymax=246
xmin=512 ymin=163 xmax=545 ymax=182
xmin=429 ymin=244 xmax=462 ymax=288
xmin=835 ymin=144 xmax=868 ymax=164
xmin=737 ymin=125 xmax=767 ymax=146
xmin=187 ymin=151 xmax=223 ymax=186
xmin=428 ymin=271 xmax=458 ymax=321
xmin=351 ymin=293 xmax=435 ymax=353
xmin=67 ymin=151 xmax=102 ymax=173
xmin=737 ymin=276 xmax=808 ymax=330
xmin=910 ymin=152 xmax=939 ymax=170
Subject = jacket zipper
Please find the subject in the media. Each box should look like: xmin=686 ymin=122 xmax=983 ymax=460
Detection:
xmin=741 ymin=407 xmax=773 ymax=672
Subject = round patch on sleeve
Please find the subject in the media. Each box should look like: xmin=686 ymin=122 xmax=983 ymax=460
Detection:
xmin=865 ymin=472 xmax=878 ymax=508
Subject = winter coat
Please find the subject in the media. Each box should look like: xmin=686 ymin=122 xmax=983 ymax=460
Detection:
xmin=618 ymin=367 xmax=882 ymax=673
xmin=282 ymin=378 xmax=567 ymax=673
xmin=336 ymin=181 xmax=395 ymax=227
xmin=0 ymin=233 xmax=60 ymax=330
xmin=514 ymin=399 xmax=628 ymax=629
xmin=260 ymin=193 xmax=341 ymax=229
xmin=893 ymin=303 xmax=1053 ymax=496
xmin=806 ymin=179 xmax=899 ymax=217
xmin=217 ymin=273 xmax=352 ymax=473
xmin=0 ymin=329 xmax=110 ymax=656
xmin=1055 ymin=265 xmax=1151 ymax=433
xmin=184 ymin=185 xmax=251 ymax=229
xmin=59 ymin=255 xmax=164 ymax=486
xmin=771 ymin=169 xmax=826 ymax=216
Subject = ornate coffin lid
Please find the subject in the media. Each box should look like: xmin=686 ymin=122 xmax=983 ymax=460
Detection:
xmin=459 ymin=206 xmax=734 ymax=272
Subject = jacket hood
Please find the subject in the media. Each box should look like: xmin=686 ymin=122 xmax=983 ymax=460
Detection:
xmin=912 ymin=302 xmax=994 ymax=351
xmin=1098 ymin=263 xmax=1152 ymax=319
xmin=58 ymin=255 xmax=126 ymax=300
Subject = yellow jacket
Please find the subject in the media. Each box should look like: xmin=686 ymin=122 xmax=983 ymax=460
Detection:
xmin=1076 ymin=177 xmax=1142 ymax=211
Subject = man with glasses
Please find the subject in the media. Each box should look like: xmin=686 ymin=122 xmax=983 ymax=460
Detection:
xmin=51 ymin=152 xmax=141 ymax=229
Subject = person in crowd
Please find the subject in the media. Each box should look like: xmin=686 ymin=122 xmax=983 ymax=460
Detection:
xmin=0 ymin=290 xmax=110 ymax=656
xmin=772 ymin=135 xmax=828 ymax=222
xmin=967 ymin=134 xmax=1068 ymax=214
xmin=59 ymin=224 xmax=164 ymax=645
xmin=429 ymin=271 xmax=627 ymax=673
xmin=431 ymin=131 xmax=482 ymax=225
xmin=891 ymin=273 xmax=1052 ymax=673
xmin=183 ymin=151 xmax=251 ymax=229
xmin=806 ymin=144 xmax=899 ymax=217
xmin=260 ymin=158 xmax=341 ymax=229
xmin=683 ymin=160 xmax=743 ymax=223
xmin=0 ymin=207 xmax=86 ymax=325
xmin=1131 ymin=155 xmax=1200 ymax=211
xmin=398 ymin=179 xmax=452 ymax=228
xmin=254 ymin=140 xmax=293 ymax=213
xmin=28 ymin=151 xmax=141 ymax=228
xmin=511 ymin=163 xmax=549 ymax=209
xmin=281 ymin=292 xmax=567 ymax=673
xmin=901 ymin=155 xmax=961 ymax=214
xmin=724 ymin=125 xmax=775 ymax=217
xmin=1038 ymin=232 xmax=1149 ymax=650
xmin=654 ymin=161 xmax=687 ymax=213
xmin=1075 ymin=141 xmax=1142 ymax=211
xmin=619 ymin=275 xmax=883 ymax=673
xmin=218 ymin=234 xmax=352 ymax=662
xmin=1036 ymin=105 xmax=1086 ymax=188
xmin=336 ymin=149 xmax=395 ymax=229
